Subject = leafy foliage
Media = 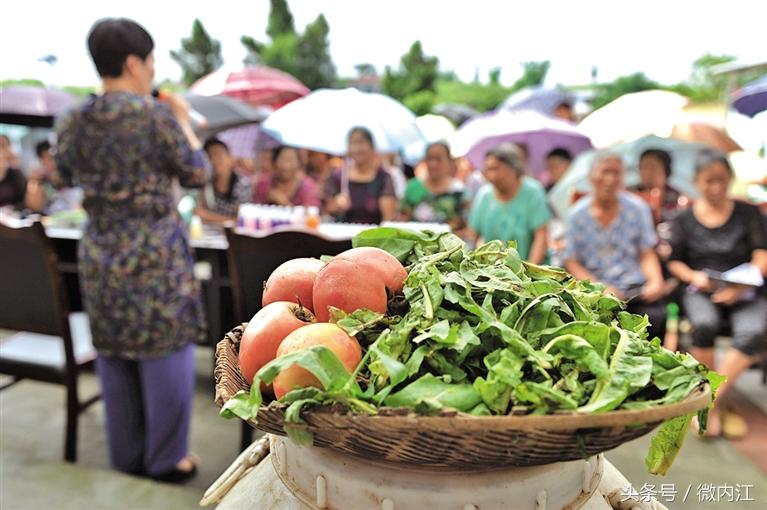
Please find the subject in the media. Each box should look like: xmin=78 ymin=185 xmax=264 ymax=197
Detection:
xmin=382 ymin=41 xmax=439 ymax=101
xmin=170 ymin=19 xmax=223 ymax=86
xmin=223 ymin=227 xmax=717 ymax=473
xmin=240 ymin=0 xmax=335 ymax=89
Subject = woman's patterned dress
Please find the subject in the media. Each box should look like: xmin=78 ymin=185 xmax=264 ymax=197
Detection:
xmin=55 ymin=91 xmax=210 ymax=359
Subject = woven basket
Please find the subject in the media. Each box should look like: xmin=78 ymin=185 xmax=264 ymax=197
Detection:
xmin=215 ymin=324 xmax=711 ymax=471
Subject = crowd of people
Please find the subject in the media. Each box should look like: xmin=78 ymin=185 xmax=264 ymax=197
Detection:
xmin=1 ymin=16 xmax=765 ymax=484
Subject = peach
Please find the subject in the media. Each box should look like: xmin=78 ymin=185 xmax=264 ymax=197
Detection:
xmin=273 ymin=323 xmax=362 ymax=399
xmin=312 ymin=258 xmax=388 ymax=322
xmin=262 ymin=258 xmax=325 ymax=311
xmin=239 ymin=301 xmax=315 ymax=384
xmin=336 ymin=247 xmax=408 ymax=293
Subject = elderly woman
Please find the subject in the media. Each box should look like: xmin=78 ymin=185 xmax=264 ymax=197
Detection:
xmin=55 ymin=18 xmax=208 ymax=482
xmin=629 ymin=149 xmax=683 ymax=223
xmin=252 ymin=146 xmax=320 ymax=207
xmin=324 ymin=127 xmax=398 ymax=224
xmin=668 ymin=149 xmax=767 ymax=438
xmin=467 ymin=143 xmax=550 ymax=263
xmin=401 ymin=142 xmax=465 ymax=229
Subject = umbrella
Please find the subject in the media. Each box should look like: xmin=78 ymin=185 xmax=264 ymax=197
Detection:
xmin=0 ymin=86 xmax=76 ymax=127
xmin=432 ymin=103 xmax=479 ymax=126
xmin=578 ymin=90 xmax=689 ymax=148
xmin=449 ymin=110 xmax=593 ymax=183
xmin=499 ymin=86 xmax=575 ymax=116
xmin=731 ymin=74 xmax=767 ymax=118
xmin=260 ymin=88 xmax=426 ymax=155
xmin=190 ymin=66 xmax=310 ymax=109
xmin=670 ymin=120 xmax=742 ymax=152
xmin=547 ymin=135 xmax=706 ymax=219
xmin=217 ymin=124 xmax=281 ymax=159
xmin=182 ymin=94 xmax=268 ymax=134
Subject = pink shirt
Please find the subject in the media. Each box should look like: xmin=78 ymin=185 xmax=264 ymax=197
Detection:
xmin=252 ymin=174 xmax=321 ymax=207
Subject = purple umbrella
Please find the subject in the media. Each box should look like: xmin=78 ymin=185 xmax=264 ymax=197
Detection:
xmin=731 ymin=75 xmax=767 ymax=118
xmin=0 ymin=86 xmax=76 ymax=127
xmin=450 ymin=110 xmax=592 ymax=185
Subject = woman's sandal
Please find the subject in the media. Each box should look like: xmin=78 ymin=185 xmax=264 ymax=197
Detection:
xmin=721 ymin=408 xmax=748 ymax=440
xmin=151 ymin=454 xmax=200 ymax=484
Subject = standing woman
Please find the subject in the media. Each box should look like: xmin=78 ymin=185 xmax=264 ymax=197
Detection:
xmin=55 ymin=19 xmax=209 ymax=481
xmin=668 ymin=149 xmax=767 ymax=438
xmin=324 ymin=127 xmax=398 ymax=224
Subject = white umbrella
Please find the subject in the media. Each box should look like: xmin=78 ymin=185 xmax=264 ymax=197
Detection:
xmin=547 ymin=135 xmax=707 ymax=219
xmin=261 ymin=88 xmax=425 ymax=155
xmin=578 ymin=90 xmax=689 ymax=148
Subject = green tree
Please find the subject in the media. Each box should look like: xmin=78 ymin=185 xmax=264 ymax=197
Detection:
xmin=170 ymin=19 xmax=223 ymax=86
xmin=512 ymin=61 xmax=550 ymax=89
xmin=488 ymin=68 xmax=502 ymax=86
xmin=266 ymin=0 xmax=296 ymax=39
xmin=590 ymin=72 xmax=660 ymax=109
xmin=241 ymin=0 xmax=336 ymax=88
xmin=295 ymin=14 xmax=335 ymax=89
xmin=381 ymin=41 xmax=439 ymax=101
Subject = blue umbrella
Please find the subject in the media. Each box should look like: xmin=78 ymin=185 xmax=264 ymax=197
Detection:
xmin=731 ymin=75 xmax=767 ymax=118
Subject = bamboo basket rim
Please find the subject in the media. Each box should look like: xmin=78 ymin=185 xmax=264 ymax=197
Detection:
xmin=216 ymin=324 xmax=712 ymax=432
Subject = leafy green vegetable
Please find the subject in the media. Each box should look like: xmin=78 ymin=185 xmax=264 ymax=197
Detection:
xmin=222 ymin=227 xmax=718 ymax=475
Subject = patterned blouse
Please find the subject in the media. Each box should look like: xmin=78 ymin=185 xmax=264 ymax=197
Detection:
xmin=204 ymin=172 xmax=252 ymax=218
xmin=55 ymin=91 xmax=210 ymax=359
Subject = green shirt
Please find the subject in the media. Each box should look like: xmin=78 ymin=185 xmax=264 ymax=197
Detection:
xmin=402 ymin=178 xmax=464 ymax=224
xmin=468 ymin=177 xmax=551 ymax=259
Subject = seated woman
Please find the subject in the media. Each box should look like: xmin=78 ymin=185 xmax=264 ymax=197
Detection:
xmin=324 ymin=127 xmax=398 ymax=224
xmin=252 ymin=146 xmax=320 ymax=208
xmin=667 ymin=149 xmax=767 ymax=438
xmin=401 ymin=142 xmax=464 ymax=229
xmin=196 ymin=138 xmax=252 ymax=224
xmin=628 ymin=149 xmax=683 ymax=224
xmin=467 ymin=143 xmax=550 ymax=263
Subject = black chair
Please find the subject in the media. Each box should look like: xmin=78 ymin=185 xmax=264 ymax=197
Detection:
xmin=225 ymin=227 xmax=352 ymax=450
xmin=0 ymin=220 xmax=99 ymax=462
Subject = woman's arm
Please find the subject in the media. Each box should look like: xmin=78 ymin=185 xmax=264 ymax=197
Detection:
xmin=528 ymin=224 xmax=548 ymax=264
xmin=667 ymin=260 xmax=711 ymax=290
xmin=638 ymin=248 xmax=665 ymax=302
xmin=194 ymin=191 xmax=232 ymax=224
xmin=379 ymin=196 xmax=399 ymax=222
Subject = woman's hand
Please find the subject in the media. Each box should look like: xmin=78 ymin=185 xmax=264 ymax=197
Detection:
xmin=640 ymin=278 xmax=665 ymax=303
xmin=267 ymin=188 xmax=291 ymax=206
xmin=333 ymin=193 xmax=351 ymax=212
xmin=689 ymin=270 xmax=713 ymax=291
xmin=711 ymin=285 xmax=749 ymax=306
xmin=159 ymin=92 xmax=191 ymax=126
xmin=605 ymin=286 xmax=625 ymax=300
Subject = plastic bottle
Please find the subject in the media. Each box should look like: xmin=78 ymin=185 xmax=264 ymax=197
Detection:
xmin=189 ymin=215 xmax=204 ymax=240
xmin=305 ymin=206 xmax=321 ymax=229
xmin=664 ymin=302 xmax=679 ymax=351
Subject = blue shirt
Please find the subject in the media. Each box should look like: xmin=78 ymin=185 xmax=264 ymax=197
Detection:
xmin=563 ymin=192 xmax=657 ymax=292
xmin=469 ymin=177 xmax=551 ymax=259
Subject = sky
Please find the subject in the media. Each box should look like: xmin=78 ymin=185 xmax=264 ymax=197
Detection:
xmin=3 ymin=0 xmax=766 ymax=89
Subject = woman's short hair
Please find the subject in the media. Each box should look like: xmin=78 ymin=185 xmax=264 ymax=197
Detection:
xmin=485 ymin=143 xmax=525 ymax=174
xmin=203 ymin=137 xmax=229 ymax=154
xmin=640 ymin=149 xmax=673 ymax=178
xmin=271 ymin=145 xmax=302 ymax=166
xmin=694 ymin=148 xmax=733 ymax=176
xmin=425 ymin=141 xmax=451 ymax=158
xmin=347 ymin=126 xmax=375 ymax=149
xmin=87 ymin=18 xmax=154 ymax=78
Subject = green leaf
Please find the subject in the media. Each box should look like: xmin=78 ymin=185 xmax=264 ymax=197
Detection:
xmin=578 ymin=329 xmax=652 ymax=413
xmin=384 ymin=373 xmax=482 ymax=412
xmin=645 ymin=414 xmax=693 ymax=475
xmin=256 ymin=345 xmax=353 ymax=393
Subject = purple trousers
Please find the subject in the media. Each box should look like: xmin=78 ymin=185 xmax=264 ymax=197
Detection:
xmin=96 ymin=343 xmax=195 ymax=476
